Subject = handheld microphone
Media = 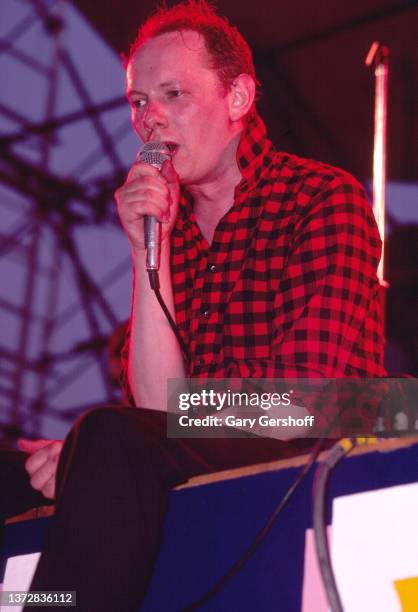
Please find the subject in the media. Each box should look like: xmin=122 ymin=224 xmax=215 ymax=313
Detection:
xmin=137 ymin=142 xmax=171 ymax=271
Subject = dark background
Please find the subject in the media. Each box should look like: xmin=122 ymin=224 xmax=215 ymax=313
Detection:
xmin=75 ymin=0 xmax=418 ymax=183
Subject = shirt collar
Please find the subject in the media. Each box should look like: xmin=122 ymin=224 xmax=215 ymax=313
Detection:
xmin=179 ymin=112 xmax=274 ymax=216
xmin=236 ymin=112 xmax=274 ymax=191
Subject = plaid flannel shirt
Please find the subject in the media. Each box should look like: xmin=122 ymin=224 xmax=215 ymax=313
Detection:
xmin=171 ymin=114 xmax=385 ymax=378
xmin=122 ymin=113 xmax=385 ymax=412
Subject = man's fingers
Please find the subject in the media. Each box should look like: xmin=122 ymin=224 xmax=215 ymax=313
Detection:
xmin=115 ymin=157 xmax=179 ymax=251
xmin=126 ymin=161 xmax=161 ymax=183
xmin=29 ymin=457 xmax=58 ymax=492
xmin=23 ymin=440 xmax=63 ymax=475
xmin=122 ymin=178 xmax=167 ymax=197
xmin=21 ymin=439 xmax=62 ymax=498
xmin=18 ymin=439 xmax=52 ymax=453
xmin=41 ymin=476 xmax=56 ymax=500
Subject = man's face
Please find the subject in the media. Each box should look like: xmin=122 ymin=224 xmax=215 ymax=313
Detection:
xmin=126 ymin=30 xmax=237 ymax=186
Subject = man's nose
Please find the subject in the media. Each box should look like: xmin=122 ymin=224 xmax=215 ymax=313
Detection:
xmin=142 ymin=101 xmax=168 ymax=132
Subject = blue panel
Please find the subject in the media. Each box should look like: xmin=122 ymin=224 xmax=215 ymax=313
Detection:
xmin=0 ymin=518 xmax=51 ymax=583
xmin=1 ymin=443 xmax=417 ymax=611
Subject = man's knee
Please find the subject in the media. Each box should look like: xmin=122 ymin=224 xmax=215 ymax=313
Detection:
xmin=72 ymin=406 xmax=164 ymax=445
xmin=72 ymin=406 xmax=136 ymax=446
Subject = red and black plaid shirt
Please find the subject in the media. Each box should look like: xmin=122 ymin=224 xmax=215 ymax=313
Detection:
xmin=170 ymin=113 xmax=385 ymax=381
xmin=122 ymin=113 xmax=385 ymax=414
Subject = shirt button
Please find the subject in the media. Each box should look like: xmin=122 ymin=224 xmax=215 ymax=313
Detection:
xmin=209 ymin=264 xmax=217 ymax=273
xmin=196 ymin=357 xmax=204 ymax=366
xmin=203 ymin=310 xmax=210 ymax=319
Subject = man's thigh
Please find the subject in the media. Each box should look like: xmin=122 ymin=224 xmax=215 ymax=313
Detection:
xmin=94 ymin=406 xmax=313 ymax=485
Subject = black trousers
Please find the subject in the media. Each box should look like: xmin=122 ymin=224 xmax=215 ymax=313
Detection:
xmin=16 ymin=406 xmax=313 ymax=612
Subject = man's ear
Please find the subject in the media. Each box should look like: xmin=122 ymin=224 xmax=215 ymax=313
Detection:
xmin=228 ymin=74 xmax=256 ymax=121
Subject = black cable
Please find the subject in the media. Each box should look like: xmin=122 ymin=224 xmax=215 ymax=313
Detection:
xmin=182 ymin=437 xmax=326 ymax=611
xmin=181 ymin=378 xmax=387 ymax=609
xmin=310 ymin=379 xmax=394 ymax=610
xmin=148 ymin=269 xmax=191 ymax=368
xmin=312 ymin=441 xmax=349 ymax=612
xmin=312 ymin=437 xmax=379 ymax=612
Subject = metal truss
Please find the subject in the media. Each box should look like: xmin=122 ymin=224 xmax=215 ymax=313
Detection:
xmin=0 ymin=0 xmax=133 ymax=441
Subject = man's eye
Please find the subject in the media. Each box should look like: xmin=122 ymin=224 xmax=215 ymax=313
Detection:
xmin=132 ymin=99 xmax=146 ymax=109
xmin=167 ymin=90 xmax=182 ymax=99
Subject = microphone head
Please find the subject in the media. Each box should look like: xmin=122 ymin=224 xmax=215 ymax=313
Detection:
xmin=138 ymin=141 xmax=171 ymax=169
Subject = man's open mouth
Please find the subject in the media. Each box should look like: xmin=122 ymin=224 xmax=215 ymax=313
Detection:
xmin=164 ymin=142 xmax=179 ymax=156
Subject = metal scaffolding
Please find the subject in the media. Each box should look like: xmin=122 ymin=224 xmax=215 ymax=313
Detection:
xmin=0 ymin=0 xmax=134 ymax=441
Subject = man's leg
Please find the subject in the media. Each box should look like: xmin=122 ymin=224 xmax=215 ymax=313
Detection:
xmin=25 ymin=406 xmax=306 ymax=612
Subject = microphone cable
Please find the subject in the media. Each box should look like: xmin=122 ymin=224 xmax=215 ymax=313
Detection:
xmin=311 ymin=372 xmax=407 ymax=612
xmin=148 ymin=269 xmax=191 ymax=368
xmin=181 ymin=380 xmax=386 ymax=610
xmin=182 ymin=436 xmax=327 ymax=611
xmin=312 ymin=436 xmax=379 ymax=612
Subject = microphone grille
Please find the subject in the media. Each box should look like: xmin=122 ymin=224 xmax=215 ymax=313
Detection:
xmin=138 ymin=142 xmax=171 ymax=169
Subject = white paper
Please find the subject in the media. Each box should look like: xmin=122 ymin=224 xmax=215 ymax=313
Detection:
xmin=301 ymin=527 xmax=332 ymax=612
xmin=0 ymin=553 xmax=40 ymax=612
xmin=331 ymin=482 xmax=418 ymax=612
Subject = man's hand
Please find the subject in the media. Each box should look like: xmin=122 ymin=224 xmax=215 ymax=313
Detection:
xmin=115 ymin=159 xmax=180 ymax=253
xmin=18 ymin=439 xmax=63 ymax=500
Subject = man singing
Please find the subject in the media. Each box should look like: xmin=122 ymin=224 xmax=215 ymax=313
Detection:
xmin=19 ymin=1 xmax=385 ymax=610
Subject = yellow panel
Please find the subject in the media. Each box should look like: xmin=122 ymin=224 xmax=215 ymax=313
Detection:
xmin=394 ymin=576 xmax=418 ymax=611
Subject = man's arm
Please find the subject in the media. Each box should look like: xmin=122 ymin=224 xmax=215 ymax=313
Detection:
xmin=128 ymin=244 xmax=185 ymax=410
xmin=116 ymin=159 xmax=185 ymax=410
